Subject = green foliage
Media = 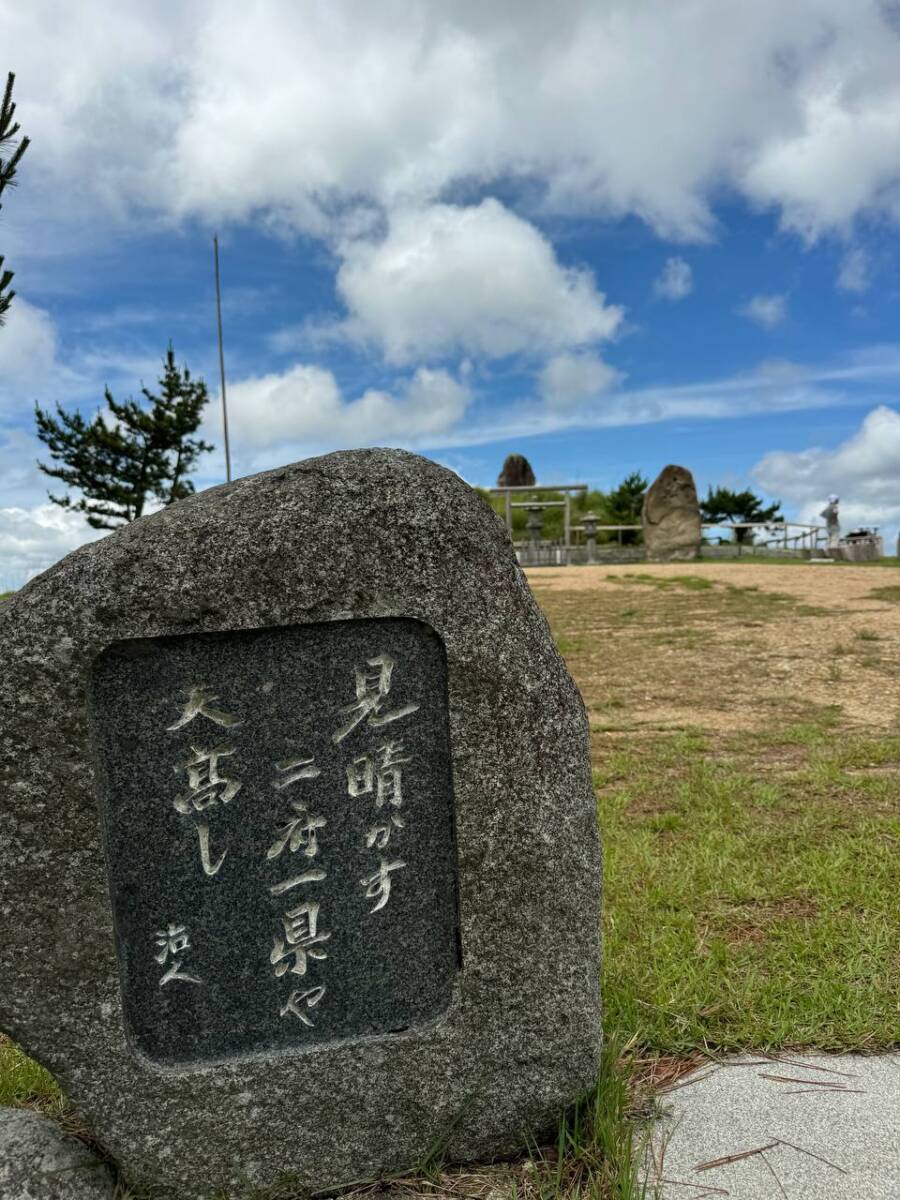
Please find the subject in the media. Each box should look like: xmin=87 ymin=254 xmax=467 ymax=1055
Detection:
xmin=603 ymin=472 xmax=647 ymax=545
xmin=700 ymin=485 xmax=783 ymax=544
xmin=0 ymin=72 xmax=31 ymax=327
xmin=483 ymin=473 xmax=648 ymax=546
xmin=35 ymin=345 xmax=214 ymax=530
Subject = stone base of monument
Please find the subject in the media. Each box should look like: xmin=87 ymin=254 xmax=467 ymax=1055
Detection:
xmin=0 ymin=450 xmax=602 ymax=1200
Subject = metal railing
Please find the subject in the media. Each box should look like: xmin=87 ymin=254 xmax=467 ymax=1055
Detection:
xmin=512 ymin=517 xmax=830 ymax=566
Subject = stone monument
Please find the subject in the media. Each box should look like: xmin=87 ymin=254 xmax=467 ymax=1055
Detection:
xmin=642 ymin=464 xmax=702 ymax=561
xmin=0 ymin=449 xmax=602 ymax=1200
xmin=497 ymin=453 xmax=536 ymax=488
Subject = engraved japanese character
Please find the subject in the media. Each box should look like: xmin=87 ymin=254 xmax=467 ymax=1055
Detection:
xmin=279 ymin=985 xmax=326 ymax=1025
xmin=197 ymin=823 xmax=226 ymax=876
xmin=269 ymin=868 xmax=327 ymax=897
xmin=360 ymin=858 xmax=406 ymax=913
xmin=272 ymin=755 xmax=321 ymax=790
xmin=364 ymin=813 xmax=405 ymax=850
xmin=347 ymin=741 xmax=410 ymax=807
xmin=173 ymin=743 xmax=241 ymax=814
xmin=332 ymin=653 xmax=420 ymax=744
xmin=167 ymin=685 xmax=241 ymax=731
xmin=267 ymin=802 xmax=327 ymax=861
xmin=270 ymin=902 xmax=331 ymax=977
xmin=154 ymin=923 xmax=202 ymax=987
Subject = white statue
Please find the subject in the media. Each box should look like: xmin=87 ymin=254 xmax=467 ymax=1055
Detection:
xmin=820 ymin=494 xmax=840 ymax=550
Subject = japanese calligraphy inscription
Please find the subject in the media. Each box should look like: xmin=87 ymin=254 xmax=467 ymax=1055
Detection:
xmin=89 ymin=617 xmax=459 ymax=1066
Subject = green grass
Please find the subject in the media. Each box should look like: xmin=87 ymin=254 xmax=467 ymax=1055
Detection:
xmin=599 ymin=725 xmax=900 ymax=1053
xmin=605 ymin=573 xmax=714 ymax=593
xmin=0 ymin=1036 xmax=59 ymax=1108
xmin=869 ymin=584 xmax=900 ymax=601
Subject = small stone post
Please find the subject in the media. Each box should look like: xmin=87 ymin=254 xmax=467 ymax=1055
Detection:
xmin=526 ymin=504 xmax=544 ymax=562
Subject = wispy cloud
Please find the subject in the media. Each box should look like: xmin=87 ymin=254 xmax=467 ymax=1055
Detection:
xmin=653 ymin=256 xmax=693 ymax=300
xmin=739 ymin=293 xmax=788 ymax=328
xmin=836 ymin=247 xmax=870 ymax=294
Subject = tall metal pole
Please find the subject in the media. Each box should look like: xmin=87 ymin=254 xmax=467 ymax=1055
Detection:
xmin=213 ymin=234 xmax=232 ymax=483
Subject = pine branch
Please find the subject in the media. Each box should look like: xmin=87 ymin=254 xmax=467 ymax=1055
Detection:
xmin=0 ymin=73 xmax=29 ymax=329
xmin=34 ymin=345 xmax=215 ymax=529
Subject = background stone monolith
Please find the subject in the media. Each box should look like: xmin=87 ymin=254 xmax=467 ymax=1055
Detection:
xmin=0 ymin=449 xmax=602 ymax=1200
xmin=642 ymin=464 xmax=702 ymax=561
xmin=497 ymin=453 xmax=536 ymax=487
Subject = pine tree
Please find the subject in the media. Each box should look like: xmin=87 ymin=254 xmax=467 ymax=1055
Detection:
xmin=700 ymin=486 xmax=782 ymax=544
xmin=0 ymin=72 xmax=31 ymax=327
xmin=35 ymin=346 xmax=214 ymax=530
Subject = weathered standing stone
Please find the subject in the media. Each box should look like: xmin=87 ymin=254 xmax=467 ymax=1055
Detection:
xmin=497 ymin=453 xmax=536 ymax=488
xmin=642 ymin=464 xmax=702 ymax=561
xmin=0 ymin=449 xmax=602 ymax=1200
xmin=0 ymin=1108 xmax=115 ymax=1200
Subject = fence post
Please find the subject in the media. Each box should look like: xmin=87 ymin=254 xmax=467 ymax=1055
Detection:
xmin=583 ymin=512 xmax=598 ymax=565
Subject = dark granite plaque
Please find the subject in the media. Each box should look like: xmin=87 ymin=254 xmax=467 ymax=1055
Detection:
xmin=88 ymin=617 xmax=459 ymax=1067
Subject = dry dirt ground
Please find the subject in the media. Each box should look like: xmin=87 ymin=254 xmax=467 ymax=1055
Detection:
xmin=524 ymin=562 xmax=900 ymax=734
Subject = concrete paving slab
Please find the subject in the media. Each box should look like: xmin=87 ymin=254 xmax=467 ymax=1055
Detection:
xmin=644 ymin=1053 xmax=900 ymax=1199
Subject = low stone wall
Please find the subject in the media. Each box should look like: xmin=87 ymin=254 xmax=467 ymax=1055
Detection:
xmin=700 ymin=545 xmax=810 ymax=560
xmin=515 ymin=544 xmax=645 ymax=566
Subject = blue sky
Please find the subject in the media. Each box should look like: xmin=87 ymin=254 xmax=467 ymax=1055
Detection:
xmin=2 ymin=0 xmax=900 ymax=586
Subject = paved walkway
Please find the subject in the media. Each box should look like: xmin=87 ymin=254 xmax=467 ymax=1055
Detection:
xmin=644 ymin=1053 xmax=900 ymax=1199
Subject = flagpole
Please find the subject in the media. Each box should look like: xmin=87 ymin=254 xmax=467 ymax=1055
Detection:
xmin=213 ymin=233 xmax=232 ymax=483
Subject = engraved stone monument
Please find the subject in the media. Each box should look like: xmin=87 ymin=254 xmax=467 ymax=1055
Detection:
xmin=0 ymin=449 xmax=602 ymax=1200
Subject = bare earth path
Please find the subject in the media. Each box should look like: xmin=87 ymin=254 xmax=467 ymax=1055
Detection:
xmin=525 ymin=562 xmax=900 ymax=732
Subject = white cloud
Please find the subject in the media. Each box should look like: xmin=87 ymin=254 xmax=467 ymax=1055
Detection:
xmin=741 ymin=85 xmax=900 ymax=240
xmin=753 ymin=406 xmax=900 ymax=537
xmin=9 ymin=1 xmax=900 ymax=242
xmin=0 ymin=296 xmax=173 ymax=426
xmin=538 ymin=352 xmax=623 ymax=410
xmin=221 ymin=363 xmax=472 ymax=463
xmin=0 ymin=298 xmax=58 ymax=393
xmin=336 ymin=199 xmax=623 ymax=363
xmin=653 ymin=257 xmax=693 ymax=300
xmin=0 ymin=503 xmax=105 ymax=592
xmin=837 ymin=247 xmax=870 ymax=294
xmin=740 ymin=294 xmax=788 ymax=328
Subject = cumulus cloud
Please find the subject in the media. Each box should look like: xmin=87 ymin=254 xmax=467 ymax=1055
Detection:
xmin=753 ymin=406 xmax=900 ymax=535
xmin=740 ymin=294 xmax=788 ymax=328
xmin=741 ymin=85 xmax=900 ymax=240
xmin=336 ymin=200 xmax=623 ymax=363
xmin=8 ymin=1 xmax=900 ymax=241
xmin=538 ymin=352 xmax=623 ymax=409
xmin=221 ymin=363 xmax=472 ymax=463
xmin=653 ymin=257 xmax=693 ymax=300
xmin=837 ymin=247 xmax=870 ymax=293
